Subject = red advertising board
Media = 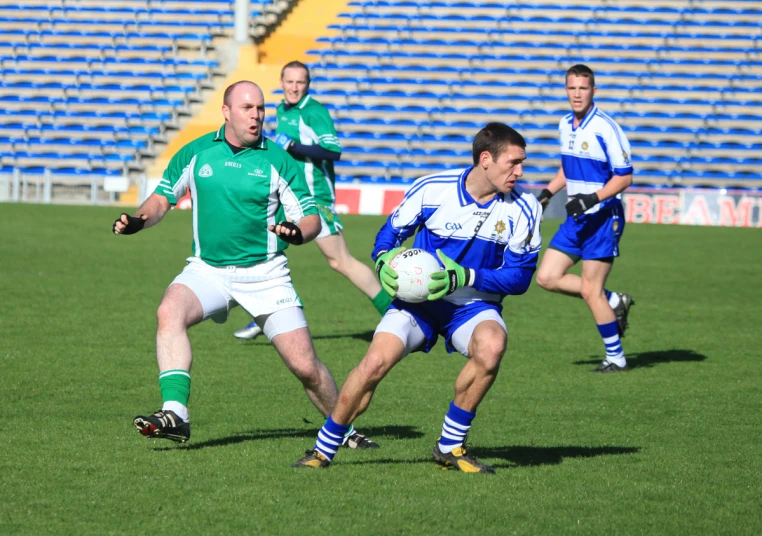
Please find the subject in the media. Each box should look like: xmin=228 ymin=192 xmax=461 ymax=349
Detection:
xmin=175 ymin=184 xmax=762 ymax=228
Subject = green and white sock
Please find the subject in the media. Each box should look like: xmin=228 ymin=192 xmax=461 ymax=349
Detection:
xmin=159 ymin=369 xmax=190 ymax=421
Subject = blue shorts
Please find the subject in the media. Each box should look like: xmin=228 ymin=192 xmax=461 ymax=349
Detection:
xmin=549 ymin=203 xmax=625 ymax=261
xmin=391 ymin=299 xmax=503 ymax=354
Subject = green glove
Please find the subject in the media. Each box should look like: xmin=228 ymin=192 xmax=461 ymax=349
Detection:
xmin=374 ymin=247 xmax=405 ymax=297
xmin=428 ymin=249 xmax=473 ymax=301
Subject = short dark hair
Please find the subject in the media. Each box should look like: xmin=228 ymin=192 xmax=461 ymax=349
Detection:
xmin=281 ymin=60 xmax=311 ymax=84
xmin=472 ymin=122 xmax=526 ymax=165
xmin=565 ymin=64 xmax=595 ymax=87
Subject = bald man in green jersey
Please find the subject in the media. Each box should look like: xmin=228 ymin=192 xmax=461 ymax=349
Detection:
xmin=113 ymin=81 xmax=378 ymax=449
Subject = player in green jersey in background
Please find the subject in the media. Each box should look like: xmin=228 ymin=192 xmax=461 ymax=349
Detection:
xmin=234 ymin=61 xmax=392 ymax=340
xmin=113 ymin=81 xmax=377 ymax=448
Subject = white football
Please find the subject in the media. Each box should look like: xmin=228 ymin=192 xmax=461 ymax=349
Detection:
xmin=390 ymin=248 xmax=443 ymax=303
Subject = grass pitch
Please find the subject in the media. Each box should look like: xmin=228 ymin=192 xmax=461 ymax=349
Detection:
xmin=1 ymin=204 xmax=760 ymax=535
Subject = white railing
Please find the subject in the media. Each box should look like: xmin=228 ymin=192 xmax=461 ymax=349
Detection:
xmin=0 ymin=169 xmax=149 ymax=206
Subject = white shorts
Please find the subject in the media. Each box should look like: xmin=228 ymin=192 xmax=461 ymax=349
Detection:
xmin=375 ymin=308 xmax=506 ymax=358
xmin=171 ymin=256 xmax=305 ymax=337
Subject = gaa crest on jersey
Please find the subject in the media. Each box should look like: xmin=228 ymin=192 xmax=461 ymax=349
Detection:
xmin=198 ymin=164 xmax=213 ymax=177
xmin=581 ymin=141 xmax=589 ymax=151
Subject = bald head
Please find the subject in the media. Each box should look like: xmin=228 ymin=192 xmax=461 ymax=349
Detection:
xmin=222 ymin=80 xmax=266 ymax=148
xmin=223 ymin=81 xmax=263 ymax=107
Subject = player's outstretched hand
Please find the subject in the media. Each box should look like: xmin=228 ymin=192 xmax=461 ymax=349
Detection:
xmin=113 ymin=213 xmax=147 ymax=235
xmin=428 ymin=249 xmax=473 ymax=300
xmin=565 ymin=192 xmax=599 ymax=219
xmin=268 ymin=221 xmax=304 ymax=244
xmin=375 ymin=247 xmax=404 ymax=297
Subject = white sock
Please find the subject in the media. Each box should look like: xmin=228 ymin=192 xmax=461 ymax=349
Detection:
xmin=605 ymin=355 xmax=627 ymax=368
xmin=162 ymin=401 xmax=189 ymax=422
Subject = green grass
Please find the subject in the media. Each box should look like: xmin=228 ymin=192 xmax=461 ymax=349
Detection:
xmin=1 ymin=204 xmax=761 ymax=535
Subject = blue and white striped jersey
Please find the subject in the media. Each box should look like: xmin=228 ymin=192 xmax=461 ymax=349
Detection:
xmin=559 ymin=104 xmax=633 ymax=214
xmin=372 ymin=167 xmax=543 ymax=306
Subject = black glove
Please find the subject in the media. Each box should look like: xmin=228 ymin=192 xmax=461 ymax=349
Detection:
xmin=536 ymin=188 xmax=553 ymax=210
xmin=113 ymin=213 xmax=146 ymax=235
xmin=565 ymin=192 xmax=600 ymax=219
xmin=273 ymin=221 xmax=303 ymax=245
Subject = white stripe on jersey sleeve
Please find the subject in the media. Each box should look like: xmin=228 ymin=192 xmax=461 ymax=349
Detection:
xmin=171 ymin=155 xmax=195 ymax=201
xmin=278 ymin=177 xmax=309 ymax=223
xmin=188 ymin=160 xmax=201 ymax=259
xmin=157 ymin=178 xmax=171 ymax=190
xmin=391 ymin=171 xmax=461 ymax=229
xmin=597 ymin=112 xmax=632 ymax=171
xmin=267 ymin=165 xmax=279 ymax=256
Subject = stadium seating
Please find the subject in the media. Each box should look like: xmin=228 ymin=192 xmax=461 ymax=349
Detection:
xmin=297 ymin=0 xmax=762 ymax=187
xmin=0 ymin=0 xmax=291 ymax=180
xmin=2 ymin=0 xmax=760 ymax=190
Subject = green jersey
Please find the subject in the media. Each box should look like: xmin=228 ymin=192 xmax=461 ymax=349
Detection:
xmin=154 ymin=128 xmax=317 ymax=267
xmin=276 ymin=94 xmax=341 ymax=203
xmin=159 ymin=126 xmax=285 ymax=217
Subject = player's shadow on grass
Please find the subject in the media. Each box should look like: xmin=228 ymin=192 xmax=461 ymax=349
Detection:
xmin=311 ymin=330 xmax=376 ymax=343
xmin=237 ymin=330 xmax=376 ymax=344
xmin=573 ymin=349 xmax=707 ymax=369
xmin=341 ymin=445 xmax=640 ymax=468
xmin=157 ymin=424 xmax=424 ymax=451
xmin=478 ymin=445 xmax=640 ymax=469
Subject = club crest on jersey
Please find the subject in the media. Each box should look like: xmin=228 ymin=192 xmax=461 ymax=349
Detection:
xmin=494 ymin=220 xmax=506 ymax=234
xmin=198 ymin=164 xmax=213 ymax=177
xmin=581 ymin=141 xmax=589 ymax=151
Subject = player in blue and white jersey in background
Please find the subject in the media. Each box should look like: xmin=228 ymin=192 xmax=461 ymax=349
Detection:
xmin=535 ymin=64 xmax=635 ymax=373
xmin=292 ymin=123 xmax=542 ymax=474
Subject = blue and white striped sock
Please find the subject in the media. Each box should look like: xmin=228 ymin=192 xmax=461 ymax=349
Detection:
xmin=438 ymin=401 xmax=475 ymax=454
xmin=597 ymin=321 xmax=626 ymax=367
xmin=314 ymin=415 xmax=350 ymax=462
xmin=605 ymin=289 xmax=621 ymax=308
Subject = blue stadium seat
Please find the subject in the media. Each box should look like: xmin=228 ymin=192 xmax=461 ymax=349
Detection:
xmin=4 ymin=0 xmax=759 ymax=186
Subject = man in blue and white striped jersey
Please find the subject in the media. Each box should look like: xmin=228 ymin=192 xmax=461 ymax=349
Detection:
xmin=535 ymin=64 xmax=635 ymax=373
xmin=292 ymin=123 xmax=543 ymax=474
